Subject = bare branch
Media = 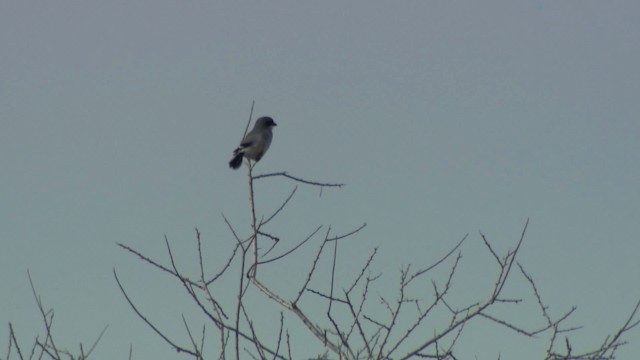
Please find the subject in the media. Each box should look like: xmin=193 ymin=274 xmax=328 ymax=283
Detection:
xmin=328 ymin=239 xmax=338 ymax=314
xmin=478 ymin=312 xmax=537 ymax=337
xmin=241 ymin=100 xmax=255 ymax=141
xmin=116 ymin=260 xmax=287 ymax=359
xmin=377 ymin=268 xmax=410 ymax=359
xmin=344 ymin=291 xmax=373 ymax=359
xmin=236 ymin=244 xmax=248 ymax=360
xmin=201 ymin=325 xmax=207 ymax=360
xmin=195 ymin=232 xmax=230 ymax=321
xmin=248 ymin=161 xmax=259 ymax=278
xmin=493 ymin=219 xmax=529 ymax=299
xmin=326 ymin=223 xmax=367 ymax=242
xmin=286 ymin=330 xmax=292 ymax=360
xmin=182 ymin=315 xmax=203 ymax=359
xmin=399 ymin=221 xmax=530 ymax=360
xmin=116 ymin=241 xmax=204 ymax=290
xmin=113 ymin=268 xmax=199 ymax=356
xmin=222 ymin=213 xmax=247 ymax=250
xmin=28 ymin=270 xmax=61 ymax=359
xmin=258 ymin=225 xmax=323 ymax=266
xmin=257 ymin=230 xmax=280 ymax=244
xmin=83 ymin=325 xmax=108 ymax=359
xmin=272 ymin=312 xmax=285 ymax=360
xmin=405 ymin=234 xmax=467 ymax=286
xmin=306 ymin=288 xmax=348 ymax=304
xmin=386 ymin=252 xmax=462 ymax=358
xmin=294 ymin=227 xmax=332 ymax=304
xmin=479 ymin=231 xmax=502 ymax=267
xmin=347 ymin=248 xmax=378 ymax=294
xmin=253 ymin=172 xmax=345 ymax=188
xmin=584 ymin=298 xmax=640 ymax=359
xmin=261 ymin=186 xmax=298 ymax=227
xmin=8 ymin=322 xmax=25 ymax=360
xmin=250 ymin=275 xmax=344 ymax=358
xmin=241 ymin=305 xmax=267 ymax=360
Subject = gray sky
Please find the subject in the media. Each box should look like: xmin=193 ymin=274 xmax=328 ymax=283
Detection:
xmin=2 ymin=1 xmax=639 ymax=359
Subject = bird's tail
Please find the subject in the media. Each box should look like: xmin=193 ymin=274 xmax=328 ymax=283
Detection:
xmin=229 ymin=153 xmax=243 ymax=169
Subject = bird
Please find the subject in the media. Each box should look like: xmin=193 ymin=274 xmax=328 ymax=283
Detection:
xmin=229 ymin=116 xmax=277 ymax=169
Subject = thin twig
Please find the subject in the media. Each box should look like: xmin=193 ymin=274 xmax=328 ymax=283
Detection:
xmin=83 ymin=325 xmax=108 ymax=359
xmin=258 ymin=225 xmax=323 ymax=265
xmin=222 ymin=214 xmax=247 ymax=250
xmin=248 ymin=161 xmax=259 ymax=278
xmin=479 ymin=231 xmax=502 ymax=267
xmin=253 ymin=172 xmax=344 ymax=187
xmin=286 ymin=330 xmax=292 ymax=360
xmin=261 ymin=186 xmax=298 ymax=226
xmin=182 ymin=315 xmax=202 ymax=359
xmin=273 ymin=312 xmax=285 ymax=360
xmin=8 ymin=323 xmax=25 ymax=360
xmin=328 ymin=239 xmax=338 ymax=314
xmin=113 ymin=269 xmax=198 ymax=356
xmin=116 ymin=242 xmax=204 ymax=290
xmin=28 ymin=270 xmax=61 ymax=359
xmin=399 ymin=221 xmax=530 ymax=360
xmin=250 ymin=275 xmax=344 ymax=357
xmin=405 ymin=235 xmax=467 ymax=286
xmin=294 ymin=227 xmax=332 ymax=304
xmin=347 ymin=248 xmax=378 ymax=294
xmin=344 ymin=292 xmax=373 ymax=359
xmin=241 ymin=305 xmax=267 ymax=360
xmin=241 ymin=100 xmax=255 ymax=140
xmin=326 ymin=223 xmax=367 ymax=242
xmin=236 ymin=244 xmax=248 ymax=360
xmin=306 ymin=288 xmax=348 ymax=304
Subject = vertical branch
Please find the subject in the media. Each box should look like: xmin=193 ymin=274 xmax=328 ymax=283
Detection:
xmin=28 ymin=270 xmax=61 ymax=359
xmin=328 ymin=239 xmax=338 ymax=314
xmin=247 ymin=102 xmax=258 ymax=279
xmin=8 ymin=322 xmax=25 ymax=360
xmin=196 ymin=228 xmax=227 ymax=324
xmin=273 ymin=312 xmax=285 ymax=360
xmin=235 ymin=100 xmax=256 ymax=360
xmin=241 ymin=305 xmax=267 ymax=360
xmin=182 ymin=315 xmax=203 ymax=359
xmin=294 ymin=228 xmax=332 ymax=305
xmin=286 ymin=330 xmax=292 ymax=360
xmin=235 ymin=247 xmax=247 ymax=360
xmin=248 ymin=161 xmax=259 ymax=278
xmin=240 ymin=134 xmax=259 ymax=359
xmin=241 ymin=100 xmax=255 ymax=140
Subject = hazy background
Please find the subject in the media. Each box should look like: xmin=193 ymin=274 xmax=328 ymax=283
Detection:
xmin=2 ymin=1 xmax=639 ymax=359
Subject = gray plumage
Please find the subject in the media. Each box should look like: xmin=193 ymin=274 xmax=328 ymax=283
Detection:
xmin=229 ymin=116 xmax=277 ymax=169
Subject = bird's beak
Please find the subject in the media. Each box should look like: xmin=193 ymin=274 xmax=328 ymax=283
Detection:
xmin=272 ymin=122 xmax=278 ymax=126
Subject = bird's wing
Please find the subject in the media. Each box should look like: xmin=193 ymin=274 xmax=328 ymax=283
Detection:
xmin=239 ymin=139 xmax=254 ymax=148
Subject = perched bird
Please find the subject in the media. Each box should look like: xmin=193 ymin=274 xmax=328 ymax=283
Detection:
xmin=229 ymin=116 xmax=277 ymax=169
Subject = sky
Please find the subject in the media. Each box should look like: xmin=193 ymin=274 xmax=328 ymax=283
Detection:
xmin=1 ymin=1 xmax=639 ymax=359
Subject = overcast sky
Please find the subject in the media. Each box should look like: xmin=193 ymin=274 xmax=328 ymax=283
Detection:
xmin=2 ymin=1 xmax=639 ymax=359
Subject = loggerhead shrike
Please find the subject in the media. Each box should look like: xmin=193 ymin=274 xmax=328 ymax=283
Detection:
xmin=229 ymin=116 xmax=277 ymax=169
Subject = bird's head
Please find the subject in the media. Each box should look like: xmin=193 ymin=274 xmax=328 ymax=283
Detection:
xmin=256 ymin=116 xmax=277 ymax=128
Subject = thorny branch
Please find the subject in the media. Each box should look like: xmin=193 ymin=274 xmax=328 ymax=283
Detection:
xmin=110 ymin=108 xmax=639 ymax=360
xmin=253 ymin=172 xmax=344 ymax=188
xmin=6 ymin=272 xmax=107 ymax=360
xmin=9 ymin=108 xmax=638 ymax=360
xmin=117 ymin=215 xmax=637 ymax=359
